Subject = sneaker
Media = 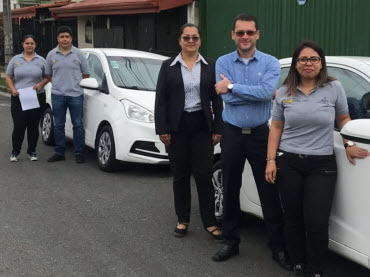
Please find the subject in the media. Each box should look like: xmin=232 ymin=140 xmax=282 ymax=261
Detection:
xmin=47 ymin=153 xmax=65 ymax=162
xmin=10 ymin=152 xmax=19 ymax=162
xmin=75 ymin=153 xmax=85 ymax=164
xmin=28 ymin=152 xmax=38 ymax=161
xmin=293 ymin=264 xmax=305 ymax=277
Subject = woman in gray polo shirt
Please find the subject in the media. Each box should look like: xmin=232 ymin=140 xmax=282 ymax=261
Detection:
xmin=5 ymin=35 xmax=49 ymax=162
xmin=265 ymin=41 xmax=369 ymax=277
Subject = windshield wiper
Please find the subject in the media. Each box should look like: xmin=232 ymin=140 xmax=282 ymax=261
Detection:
xmin=117 ymin=85 xmax=141 ymax=90
xmin=116 ymin=85 xmax=155 ymax=91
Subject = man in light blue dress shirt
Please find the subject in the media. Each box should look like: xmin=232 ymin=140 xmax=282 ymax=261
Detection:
xmin=212 ymin=14 xmax=291 ymax=270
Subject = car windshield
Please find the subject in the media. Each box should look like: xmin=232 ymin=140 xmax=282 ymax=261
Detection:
xmin=107 ymin=56 xmax=163 ymax=91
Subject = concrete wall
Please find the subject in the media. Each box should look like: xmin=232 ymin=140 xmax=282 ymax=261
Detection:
xmin=77 ymin=16 xmax=94 ymax=48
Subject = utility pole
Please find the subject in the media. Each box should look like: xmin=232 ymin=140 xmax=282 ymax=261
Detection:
xmin=3 ymin=0 xmax=13 ymax=67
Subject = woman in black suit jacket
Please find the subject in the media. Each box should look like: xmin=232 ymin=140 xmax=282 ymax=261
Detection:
xmin=155 ymin=23 xmax=223 ymax=239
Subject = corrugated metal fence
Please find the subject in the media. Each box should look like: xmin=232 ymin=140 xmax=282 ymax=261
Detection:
xmin=199 ymin=0 xmax=370 ymax=59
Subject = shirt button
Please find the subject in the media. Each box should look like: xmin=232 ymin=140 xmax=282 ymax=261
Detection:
xmin=245 ymin=79 xmax=248 ymax=82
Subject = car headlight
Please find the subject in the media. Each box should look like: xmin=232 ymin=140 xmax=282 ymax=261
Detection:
xmin=121 ymin=99 xmax=154 ymax=123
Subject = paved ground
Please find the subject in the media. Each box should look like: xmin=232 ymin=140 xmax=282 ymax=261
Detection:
xmin=0 ymin=92 xmax=369 ymax=277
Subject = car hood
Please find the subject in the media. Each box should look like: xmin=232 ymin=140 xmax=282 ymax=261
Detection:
xmin=114 ymin=88 xmax=156 ymax=112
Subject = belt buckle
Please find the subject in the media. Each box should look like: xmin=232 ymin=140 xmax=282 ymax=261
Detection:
xmin=242 ymin=128 xmax=251 ymax=134
xmin=298 ymin=154 xmax=308 ymax=158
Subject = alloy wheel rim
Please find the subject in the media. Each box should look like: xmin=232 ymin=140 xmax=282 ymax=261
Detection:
xmin=42 ymin=113 xmax=51 ymax=141
xmin=98 ymin=132 xmax=111 ymax=165
xmin=212 ymin=168 xmax=223 ymax=217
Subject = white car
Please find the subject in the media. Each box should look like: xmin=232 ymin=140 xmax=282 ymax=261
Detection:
xmin=212 ymin=56 xmax=370 ymax=269
xmin=41 ymin=48 xmax=169 ymax=171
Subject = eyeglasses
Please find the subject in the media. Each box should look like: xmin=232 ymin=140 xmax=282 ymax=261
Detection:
xmin=296 ymin=57 xmax=322 ymax=65
xmin=180 ymin=36 xmax=200 ymax=42
xmin=234 ymin=30 xmax=258 ymax=37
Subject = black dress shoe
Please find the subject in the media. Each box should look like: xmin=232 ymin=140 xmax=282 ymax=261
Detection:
xmin=272 ymin=250 xmax=293 ymax=271
xmin=75 ymin=153 xmax=85 ymax=164
xmin=212 ymin=244 xmax=239 ymax=262
xmin=47 ymin=153 xmax=65 ymax=162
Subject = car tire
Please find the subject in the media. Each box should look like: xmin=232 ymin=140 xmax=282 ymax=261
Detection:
xmin=212 ymin=160 xmax=223 ymax=221
xmin=96 ymin=125 xmax=117 ymax=172
xmin=41 ymin=107 xmax=55 ymax=146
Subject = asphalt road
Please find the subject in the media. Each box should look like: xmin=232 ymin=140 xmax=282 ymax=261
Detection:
xmin=0 ymin=92 xmax=369 ymax=277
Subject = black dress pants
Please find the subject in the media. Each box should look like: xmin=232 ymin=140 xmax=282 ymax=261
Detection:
xmin=221 ymin=122 xmax=285 ymax=252
xmin=11 ymin=93 xmax=46 ymax=154
xmin=167 ymin=111 xmax=218 ymax=228
xmin=276 ymin=151 xmax=337 ymax=273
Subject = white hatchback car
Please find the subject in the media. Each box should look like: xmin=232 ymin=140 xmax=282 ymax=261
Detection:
xmin=41 ymin=48 xmax=169 ymax=171
xmin=212 ymin=56 xmax=370 ymax=269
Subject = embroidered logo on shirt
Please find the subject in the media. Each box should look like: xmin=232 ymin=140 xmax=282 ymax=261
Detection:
xmin=52 ymin=60 xmax=56 ymax=63
xmin=316 ymin=97 xmax=330 ymax=105
xmin=15 ymin=62 xmax=20 ymax=66
xmin=283 ymin=98 xmax=293 ymax=104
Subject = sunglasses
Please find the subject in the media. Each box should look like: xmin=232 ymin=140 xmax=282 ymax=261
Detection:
xmin=296 ymin=57 xmax=322 ymax=65
xmin=234 ymin=30 xmax=258 ymax=37
xmin=180 ymin=36 xmax=200 ymax=42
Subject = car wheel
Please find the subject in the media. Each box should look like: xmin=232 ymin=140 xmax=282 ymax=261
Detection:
xmin=96 ymin=125 xmax=117 ymax=172
xmin=212 ymin=160 xmax=223 ymax=221
xmin=41 ymin=107 xmax=55 ymax=146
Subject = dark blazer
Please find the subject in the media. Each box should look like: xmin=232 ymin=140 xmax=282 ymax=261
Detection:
xmin=155 ymin=56 xmax=223 ymax=135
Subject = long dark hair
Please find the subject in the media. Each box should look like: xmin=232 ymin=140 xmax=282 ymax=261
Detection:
xmin=283 ymin=40 xmax=336 ymax=95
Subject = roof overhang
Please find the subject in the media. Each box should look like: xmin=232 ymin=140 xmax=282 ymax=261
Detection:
xmin=0 ymin=0 xmax=71 ymax=21
xmin=50 ymin=0 xmax=194 ymax=19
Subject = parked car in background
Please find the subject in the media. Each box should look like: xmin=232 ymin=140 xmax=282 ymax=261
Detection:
xmin=212 ymin=56 xmax=370 ymax=269
xmin=41 ymin=48 xmax=169 ymax=171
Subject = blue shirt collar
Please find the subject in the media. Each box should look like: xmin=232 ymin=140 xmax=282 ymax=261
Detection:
xmin=20 ymin=52 xmax=41 ymax=61
xmin=56 ymin=45 xmax=75 ymax=54
xmin=232 ymin=49 xmax=261 ymax=63
xmin=170 ymin=52 xmax=208 ymax=67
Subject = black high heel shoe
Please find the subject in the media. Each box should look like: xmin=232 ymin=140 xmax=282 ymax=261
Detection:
xmin=174 ymin=223 xmax=189 ymax=237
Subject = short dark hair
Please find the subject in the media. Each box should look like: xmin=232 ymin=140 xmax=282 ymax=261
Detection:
xmin=232 ymin=13 xmax=259 ymax=30
xmin=283 ymin=40 xmax=336 ymax=95
xmin=22 ymin=34 xmax=36 ymax=44
xmin=179 ymin=23 xmax=200 ymax=38
xmin=57 ymin=25 xmax=73 ymax=37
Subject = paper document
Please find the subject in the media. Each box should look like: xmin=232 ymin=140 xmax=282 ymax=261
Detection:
xmin=18 ymin=87 xmax=40 ymax=111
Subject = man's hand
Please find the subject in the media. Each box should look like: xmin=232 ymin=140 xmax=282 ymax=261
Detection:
xmin=159 ymin=134 xmax=171 ymax=146
xmin=212 ymin=134 xmax=221 ymax=145
xmin=215 ymin=74 xmax=230 ymax=95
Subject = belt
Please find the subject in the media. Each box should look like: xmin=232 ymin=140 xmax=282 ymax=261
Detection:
xmin=183 ymin=110 xmax=203 ymax=115
xmin=278 ymin=150 xmax=334 ymax=159
xmin=225 ymin=122 xmax=268 ymax=134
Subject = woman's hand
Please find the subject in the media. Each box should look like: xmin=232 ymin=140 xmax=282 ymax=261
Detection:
xmin=265 ymin=161 xmax=277 ymax=184
xmin=33 ymin=83 xmax=43 ymax=92
xmin=212 ymin=134 xmax=221 ymax=145
xmin=346 ymin=145 xmax=369 ymax=165
xmin=11 ymin=89 xmax=19 ymax=96
xmin=159 ymin=134 xmax=171 ymax=146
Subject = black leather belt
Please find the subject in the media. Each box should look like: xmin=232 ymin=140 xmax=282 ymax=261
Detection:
xmin=278 ymin=150 xmax=334 ymax=159
xmin=225 ymin=122 xmax=268 ymax=134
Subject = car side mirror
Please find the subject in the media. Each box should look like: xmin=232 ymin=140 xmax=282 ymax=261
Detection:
xmin=340 ymin=119 xmax=370 ymax=143
xmin=80 ymin=78 xmax=99 ymax=90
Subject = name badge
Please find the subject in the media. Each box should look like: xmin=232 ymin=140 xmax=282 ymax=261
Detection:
xmin=242 ymin=128 xmax=251 ymax=134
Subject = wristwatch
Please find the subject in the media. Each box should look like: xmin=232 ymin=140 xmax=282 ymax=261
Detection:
xmin=227 ymin=83 xmax=234 ymax=92
xmin=344 ymin=140 xmax=356 ymax=149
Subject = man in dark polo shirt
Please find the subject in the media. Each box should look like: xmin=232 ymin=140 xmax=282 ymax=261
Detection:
xmin=45 ymin=25 xmax=90 ymax=163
